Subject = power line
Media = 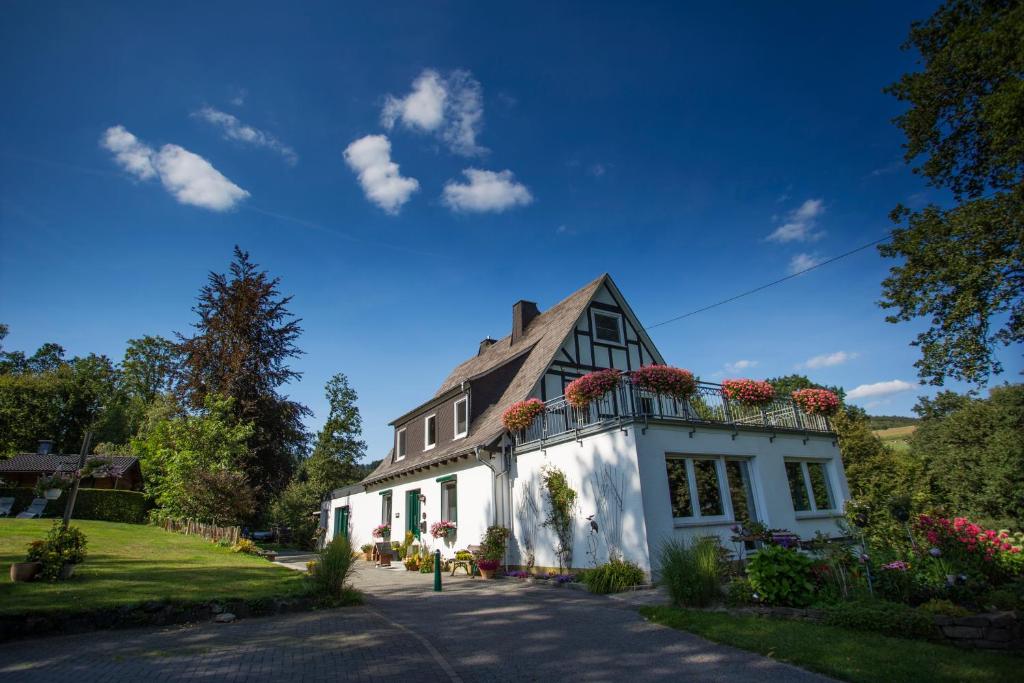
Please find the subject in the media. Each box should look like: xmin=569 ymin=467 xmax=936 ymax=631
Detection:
xmin=644 ymin=235 xmax=891 ymax=330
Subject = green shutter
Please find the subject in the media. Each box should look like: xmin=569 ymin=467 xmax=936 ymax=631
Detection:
xmin=435 ymin=474 xmax=456 ymax=483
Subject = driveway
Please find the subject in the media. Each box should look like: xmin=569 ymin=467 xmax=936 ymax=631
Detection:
xmin=0 ymin=566 xmax=830 ymax=682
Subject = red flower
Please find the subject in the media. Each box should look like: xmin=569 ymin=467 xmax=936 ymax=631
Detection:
xmin=721 ymin=378 xmax=775 ymax=407
xmin=629 ymin=365 xmax=697 ymax=400
xmin=791 ymin=388 xmax=840 ymax=416
xmin=566 ymin=369 xmax=622 ymax=408
xmin=502 ymin=398 xmax=546 ymax=431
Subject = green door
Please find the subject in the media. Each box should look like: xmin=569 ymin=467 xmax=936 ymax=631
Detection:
xmin=334 ymin=506 xmax=349 ymax=539
xmin=406 ymin=490 xmax=421 ymax=539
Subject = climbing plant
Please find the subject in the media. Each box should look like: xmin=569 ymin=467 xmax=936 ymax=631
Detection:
xmin=541 ymin=465 xmax=578 ymax=571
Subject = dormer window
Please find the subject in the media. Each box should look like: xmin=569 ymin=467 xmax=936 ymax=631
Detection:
xmin=454 ymin=397 xmax=468 ymax=439
xmin=593 ymin=311 xmax=623 ymax=345
xmin=396 ymin=428 xmax=407 ymax=461
xmin=424 ymin=414 xmax=437 ymax=450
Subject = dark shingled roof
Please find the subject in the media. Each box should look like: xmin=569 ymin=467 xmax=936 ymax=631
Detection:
xmin=0 ymin=453 xmax=139 ymax=475
xmin=361 ymin=274 xmax=609 ymax=485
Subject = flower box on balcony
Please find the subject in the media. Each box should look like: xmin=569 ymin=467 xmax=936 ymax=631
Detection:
xmin=502 ymin=398 xmax=545 ymax=432
xmin=721 ymin=378 xmax=775 ymax=407
xmin=791 ymin=388 xmax=840 ymax=416
xmin=565 ymin=369 xmax=622 ymax=408
xmin=630 ymin=365 xmax=697 ymax=400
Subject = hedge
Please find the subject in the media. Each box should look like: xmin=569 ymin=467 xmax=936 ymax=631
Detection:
xmin=0 ymin=488 xmax=150 ymax=524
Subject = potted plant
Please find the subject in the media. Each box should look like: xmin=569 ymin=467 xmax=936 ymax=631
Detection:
xmin=791 ymin=388 xmax=840 ymax=416
xmin=565 ymin=369 xmax=621 ymax=409
xmin=34 ymin=472 xmax=71 ymax=501
xmin=27 ymin=522 xmax=88 ymax=582
xmin=10 ymin=541 xmax=43 ymax=582
xmin=502 ymin=398 xmax=546 ymax=432
xmin=404 ymin=555 xmax=420 ymax=571
xmin=721 ymin=378 xmax=775 ymax=407
xmin=477 ymin=558 xmax=500 ymax=579
xmin=630 ymin=365 xmax=697 ymax=400
xmin=430 ymin=520 xmax=457 ymax=540
xmin=372 ymin=524 xmax=391 ymax=541
xmin=361 ymin=543 xmax=374 ymax=561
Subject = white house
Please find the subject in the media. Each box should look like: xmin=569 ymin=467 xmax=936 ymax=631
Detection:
xmin=323 ymin=274 xmax=849 ymax=576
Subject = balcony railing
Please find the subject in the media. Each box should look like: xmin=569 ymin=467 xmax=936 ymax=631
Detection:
xmin=515 ymin=379 xmax=833 ymax=448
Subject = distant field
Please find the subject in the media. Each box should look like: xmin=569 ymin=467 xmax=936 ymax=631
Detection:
xmin=874 ymin=425 xmax=916 ymax=452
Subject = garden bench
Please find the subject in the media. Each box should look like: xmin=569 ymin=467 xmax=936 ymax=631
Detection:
xmin=16 ymin=498 xmax=47 ymax=518
xmin=450 ymin=544 xmax=483 ymax=577
xmin=374 ymin=541 xmax=394 ymax=567
xmin=0 ymin=497 xmax=14 ymax=517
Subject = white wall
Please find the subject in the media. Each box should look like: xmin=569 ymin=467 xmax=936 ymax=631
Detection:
xmin=326 ymin=458 xmax=496 ymax=559
xmin=511 ymin=429 xmax=653 ymax=574
xmin=634 ymin=424 xmax=849 ymax=572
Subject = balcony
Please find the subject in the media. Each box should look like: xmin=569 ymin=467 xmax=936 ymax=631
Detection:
xmin=515 ymin=379 xmax=834 ymax=449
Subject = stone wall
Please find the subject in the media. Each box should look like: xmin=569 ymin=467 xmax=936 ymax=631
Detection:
xmin=934 ymin=611 xmax=1022 ymax=651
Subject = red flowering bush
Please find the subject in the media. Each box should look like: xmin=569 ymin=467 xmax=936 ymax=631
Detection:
xmin=629 ymin=365 xmax=697 ymax=400
xmin=721 ymin=378 xmax=775 ymax=407
xmin=915 ymin=514 xmax=1023 ymax=581
xmin=502 ymin=398 xmax=545 ymax=431
xmin=565 ymin=369 xmax=622 ymax=408
xmin=791 ymin=388 xmax=840 ymax=416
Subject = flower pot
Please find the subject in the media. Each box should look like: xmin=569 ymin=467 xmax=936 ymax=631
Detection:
xmin=10 ymin=561 xmax=42 ymax=582
xmin=479 ymin=568 xmax=496 ymax=580
xmin=44 ymin=488 xmax=62 ymax=500
xmin=363 ymin=552 xmax=373 ymax=561
xmin=59 ymin=563 xmax=77 ymax=580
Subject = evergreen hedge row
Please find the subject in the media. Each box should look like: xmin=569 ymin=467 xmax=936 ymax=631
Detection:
xmin=0 ymin=487 xmax=149 ymax=524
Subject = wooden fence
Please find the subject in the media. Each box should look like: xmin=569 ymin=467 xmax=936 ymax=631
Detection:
xmin=160 ymin=517 xmax=240 ymax=545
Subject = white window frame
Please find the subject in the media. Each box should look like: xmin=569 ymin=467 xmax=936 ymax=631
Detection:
xmin=424 ymin=413 xmax=437 ymax=450
xmin=395 ymin=428 xmax=407 ymax=461
xmin=785 ymin=458 xmax=838 ymax=517
xmin=453 ymin=397 xmax=468 ymax=439
xmin=665 ymin=454 xmax=736 ymax=526
xmin=591 ymin=310 xmax=625 ymax=346
xmin=441 ymin=480 xmax=457 ymax=524
xmin=381 ymin=492 xmax=392 ymax=524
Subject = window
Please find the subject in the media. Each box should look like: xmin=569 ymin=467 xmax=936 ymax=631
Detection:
xmin=453 ymin=398 xmax=468 ymax=439
xmin=424 ymin=414 xmax=436 ymax=450
xmin=785 ymin=459 xmax=836 ymax=513
xmin=441 ymin=480 xmax=457 ymax=523
xmin=395 ymin=428 xmax=407 ymax=460
xmin=665 ymin=455 xmax=758 ymax=524
xmin=592 ymin=311 xmax=623 ymax=344
xmin=381 ymin=492 xmax=392 ymax=524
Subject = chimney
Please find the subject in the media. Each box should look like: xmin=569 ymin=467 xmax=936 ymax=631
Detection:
xmin=37 ymin=439 xmax=54 ymax=455
xmin=512 ymin=300 xmax=540 ymax=344
xmin=478 ymin=337 xmax=497 ymax=355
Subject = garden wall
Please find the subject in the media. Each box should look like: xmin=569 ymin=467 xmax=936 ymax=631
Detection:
xmin=0 ymin=488 xmax=149 ymax=524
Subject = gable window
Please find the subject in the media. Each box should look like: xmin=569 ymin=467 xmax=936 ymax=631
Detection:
xmin=424 ymin=414 xmax=437 ymax=450
xmin=785 ymin=459 xmax=836 ymax=514
xmin=381 ymin=492 xmax=392 ymax=524
xmin=454 ymin=398 xmax=468 ymax=439
xmin=665 ymin=454 xmax=757 ymax=524
xmin=593 ymin=311 xmax=624 ymax=345
xmin=396 ymin=428 xmax=407 ymax=461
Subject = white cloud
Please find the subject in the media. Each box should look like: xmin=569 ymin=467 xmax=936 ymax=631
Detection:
xmin=847 ymin=380 xmax=915 ymax=400
xmin=193 ymin=106 xmax=297 ymax=165
xmin=588 ymin=163 xmax=608 ymax=177
xmin=442 ymin=168 xmax=533 ymax=213
xmin=768 ymin=198 xmax=825 ymax=242
xmin=152 ymin=144 xmax=250 ymax=211
xmin=381 ymin=69 xmax=486 ymax=156
xmin=343 ymin=134 xmax=419 ymax=214
xmin=101 ymin=125 xmax=157 ymax=180
xmin=789 ymin=252 xmax=824 ymax=274
xmin=101 ymin=125 xmax=248 ymax=211
xmin=725 ymin=359 xmax=759 ymax=374
xmin=799 ymin=351 xmax=858 ymax=370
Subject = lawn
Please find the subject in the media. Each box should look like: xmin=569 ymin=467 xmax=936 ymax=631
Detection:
xmin=0 ymin=519 xmax=307 ymax=617
xmin=874 ymin=425 xmax=916 ymax=453
xmin=639 ymin=606 xmax=1020 ymax=683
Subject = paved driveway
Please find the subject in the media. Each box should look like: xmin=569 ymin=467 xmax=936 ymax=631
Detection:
xmin=0 ymin=566 xmax=830 ymax=682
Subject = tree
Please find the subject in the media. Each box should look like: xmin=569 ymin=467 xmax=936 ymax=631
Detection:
xmin=121 ymin=335 xmax=178 ymax=434
xmin=765 ymin=374 xmax=846 ymax=402
xmin=881 ymin=0 xmax=1024 ymax=386
xmin=132 ymin=394 xmax=256 ymax=525
xmin=176 ymin=247 xmax=309 ymax=505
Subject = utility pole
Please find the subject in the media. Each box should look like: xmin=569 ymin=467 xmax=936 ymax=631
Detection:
xmin=61 ymin=430 xmax=92 ymax=529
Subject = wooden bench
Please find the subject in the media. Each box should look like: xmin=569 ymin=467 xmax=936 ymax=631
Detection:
xmin=450 ymin=544 xmax=483 ymax=577
xmin=374 ymin=542 xmax=394 ymax=567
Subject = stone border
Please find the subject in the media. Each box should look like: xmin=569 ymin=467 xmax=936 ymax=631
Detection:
xmin=0 ymin=595 xmax=322 ymax=643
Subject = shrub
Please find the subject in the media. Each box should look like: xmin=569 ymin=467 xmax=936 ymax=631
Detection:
xmin=580 ymin=558 xmax=645 ymax=594
xmin=360 ymin=543 xmax=373 ymax=554
xmin=502 ymin=398 xmax=545 ymax=431
xmin=981 ymin=584 xmax=1024 ymax=611
xmin=726 ymin=577 xmax=757 ymax=606
xmin=26 ymin=521 xmax=88 ymax=581
xmin=565 ymin=369 xmax=621 ymax=408
xmin=0 ymin=487 xmax=149 ymax=524
xmin=630 ymin=365 xmax=697 ymax=400
xmin=311 ymin=536 xmax=358 ymax=599
xmin=481 ymin=525 xmax=510 ymax=562
xmin=746 ymin=545 xmax=814 ymax=606
xmin=232 ymin=538 xmax=260 ymax=555
xmin=823 ymin=600 xmax=938 ymax=641
xmin=477 ymin=558 xmax=500 ymax=571
xmin=918 ymin=598 xmax=971 ymax=617
xmin=659 ymin=537 xmax=722 ymax=607
xmin=791 ymin=388 xmax=840 ymax=416
xmin=721 ymin=379 xmax=775 ymax=406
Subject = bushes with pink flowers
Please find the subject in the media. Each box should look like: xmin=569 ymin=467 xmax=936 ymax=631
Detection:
xmin=791 ymin=388 xmax=840 ymax=416
xmin=630 ymin=365 xmax=697 ymax=400
xmin=721 ymin=378 xmax=775 ymax=407
xmin=565 ymin=369 xmax=622 ymax=408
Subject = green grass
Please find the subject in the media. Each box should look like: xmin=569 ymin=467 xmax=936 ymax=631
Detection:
xmin=0 ymin=519 xmax=307 ymax=617
xmin=874 ymin=425 xmax=916 ymax=453
xmin=639 ymin=606 xmax=1020 ymax=683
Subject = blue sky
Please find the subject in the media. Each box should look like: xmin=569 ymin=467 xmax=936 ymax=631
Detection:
xmin=1 ymin=1 xmax=1019 ymax=462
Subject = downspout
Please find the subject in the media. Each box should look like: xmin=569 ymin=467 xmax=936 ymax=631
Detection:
xmin=474 ymin=446 xmax=497 ymax=527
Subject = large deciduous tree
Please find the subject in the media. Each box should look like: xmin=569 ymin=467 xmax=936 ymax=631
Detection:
xmin=881 ymin=0 xmax=1024 ymax=386
xmin=176 ymin=247 xmax=309 ymax=505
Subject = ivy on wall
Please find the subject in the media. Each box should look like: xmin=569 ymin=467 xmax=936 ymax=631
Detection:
xmin=541 ymin=465 xmax=577 ymax=571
